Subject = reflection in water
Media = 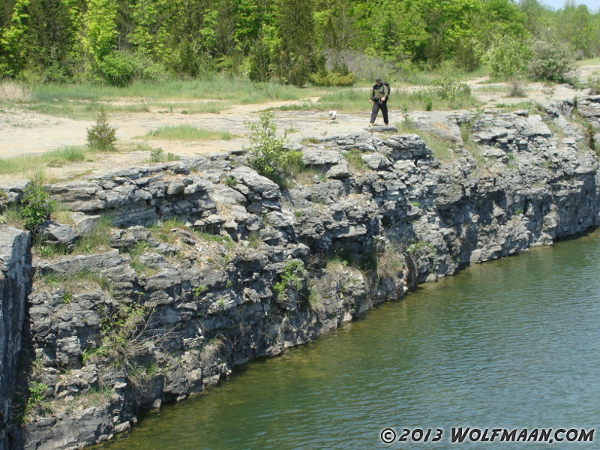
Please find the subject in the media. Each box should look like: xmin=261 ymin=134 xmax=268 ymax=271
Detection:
xmin=97 ymin=229 xmax=600 ymax=449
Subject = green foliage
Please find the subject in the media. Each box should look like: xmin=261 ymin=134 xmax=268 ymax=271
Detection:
xmin=87 ymin=107 xmax=117 ymax=152
xmin=272 ymin=260 xmax=307 ymax=299
xmin=309 ymin=71 xmax=356 ymax=87
xmin=193 ymin=285 xmax=208 ymax=296
xmin=21 ymin=174 xmax=53 ymax=233
xmin=24 ymin=381 xmax=48 ymax=415
xmin=246 ymin=112 xmax=303 ymax=188
xmin=249 ymin=37 xmax=273 ymax=82
xmin=223 ymin=176 xmax=237 ymax=188
xmin=149 ymin=148 xmax=180 ymax=163
xmin=527 ymin=40 xmax=574 ymax=83
xmin=96 ymin=303 xmax=151 ymax=363
xmin=99 ymin=52 xmax=137 ymax=87
xmin=484 ymin=34 xmax=531 ymax=78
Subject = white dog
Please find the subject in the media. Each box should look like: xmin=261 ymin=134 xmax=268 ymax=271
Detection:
xmin=328 ymin=110 xmax=337 ymax=120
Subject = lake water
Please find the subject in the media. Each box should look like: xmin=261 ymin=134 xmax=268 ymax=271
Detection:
xmin=98 ymin=228 xmax=600 ymax=449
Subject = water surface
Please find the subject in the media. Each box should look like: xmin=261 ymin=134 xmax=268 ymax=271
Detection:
xmin=99 ymin=228 xmax=600 ymax=449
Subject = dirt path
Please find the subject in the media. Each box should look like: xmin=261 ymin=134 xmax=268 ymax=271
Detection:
xmin=1 ymin=64 xmax=598 ymax=181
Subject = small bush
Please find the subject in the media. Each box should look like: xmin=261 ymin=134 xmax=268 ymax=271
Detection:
xmin=87 ymin=108 xmax=117 ymax=152
xmin=21 ymin=174 xmax=53 ymax=233
xmin=507 ymin=77 xmax=526 ymax=98
xmin=246 ymin=112 xmax=304 ymax=188
xmin=273 ymin=260 xmax=307 ymax=300
xmin=588 ymin=76 xmax=600 ymax=95
xmin=99 ymin=51 xmax=137 ymax=87
xmin=309 ymin=71 xmax=355 ymax=87
xmin=527 ymin=40 xmax=574 ymax=83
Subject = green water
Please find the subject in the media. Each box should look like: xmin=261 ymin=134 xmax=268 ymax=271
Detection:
xmin=99 ymin=229 xmax=600 ymax=449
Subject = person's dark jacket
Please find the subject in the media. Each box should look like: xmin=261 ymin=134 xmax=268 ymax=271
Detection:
xmin=371 ymin=83 xmax=390 ymax=102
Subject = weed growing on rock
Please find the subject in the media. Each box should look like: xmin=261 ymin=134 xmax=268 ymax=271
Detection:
xmin=223 ymin=176 xmax=237 ymax=187
xmin=200 ymin=336 xmax=226 ymax=366
xmin=273 ymin=260 xmax=307 ymax=300
xmin=23 ymin=381 xmax=49 ymax=417
xmin=87 ymin=107 xmax=117 ymax=152
xmin=376 ymin=241 xmax=405 ymax=279
xmin=193 ymin=285 xmax=208 ymax=296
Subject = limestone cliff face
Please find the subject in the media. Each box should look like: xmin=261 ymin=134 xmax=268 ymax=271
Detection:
xmin=1 ymin=100 xmax=599 ymax=450
xmin=0 ymin=228 xmax=31 ymax=450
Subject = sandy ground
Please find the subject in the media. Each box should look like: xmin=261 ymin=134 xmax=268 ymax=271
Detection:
xmin=1 ymin=63 xmax=598 ymax=181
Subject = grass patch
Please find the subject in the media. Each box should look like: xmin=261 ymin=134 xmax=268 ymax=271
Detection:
xmin=342 ymin=149 xmax=368 ymax=172
xmin=397 ymin=120 xmax=456 ymax=162
xmin=72 ymin=212 xmax=113 ymax=254
xmin=154 ymin=101 xmax=229 ymax=114
xmin=35 ymin=269 xmax=113 ymax=297
xmin=494 ymin=101 xmax=535 ymax=111
xmin=460 ymin=123 xmax=489 ymax=170
xmin=127 ymin=241 xmax=158 ymax=276
xmin=196 ymin=231 xmax=235 ymax=250
xmin=0 ymin=146 xmax=88 ymax=175
xmin=2 ymin=204 xmax=24 ymax=228
xmin=139 ymin=125 xmax=236 ymax=141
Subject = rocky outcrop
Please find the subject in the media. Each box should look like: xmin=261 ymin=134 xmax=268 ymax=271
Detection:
xmin=0 ymin=228 xmax=31 ymax=450
xmin=1 ymin=99 xmax=600 ymax=450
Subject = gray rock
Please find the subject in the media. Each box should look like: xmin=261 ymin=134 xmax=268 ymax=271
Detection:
xmin=39 ymin=221 xmax=79 ymax=246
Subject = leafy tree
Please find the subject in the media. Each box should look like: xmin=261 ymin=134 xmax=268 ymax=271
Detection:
xmin=275 ymin=0 xmax=317 ymax=85
xmin=0 ymin=0 xmax=30 ymax=77
xmin=81 ymin=0 xmax=118 ymax=63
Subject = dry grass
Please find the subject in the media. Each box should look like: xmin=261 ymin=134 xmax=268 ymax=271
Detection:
xmin=0 ymin=80 xmax=32 ymax=102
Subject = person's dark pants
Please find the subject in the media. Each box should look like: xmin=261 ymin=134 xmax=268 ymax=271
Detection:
xmin=370 ymin=100 xmax=388 ymax=125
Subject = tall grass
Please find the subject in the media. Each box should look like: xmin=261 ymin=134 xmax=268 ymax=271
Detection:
xmin=139 ymin=125 xmax=236 ymax=141
xmin=30 ymin=76 xmax=326 ymax=104
xmin=0 ymin=146 xmax=88 ymax=175
xmin=396 ymin=120 xmax=456 ymax=162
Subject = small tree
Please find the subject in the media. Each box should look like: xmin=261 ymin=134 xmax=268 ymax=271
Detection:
xmin=87 ymin=107 xmax=117 ymax=152
xmin=246 ymin=112 xmax=303 ymax=186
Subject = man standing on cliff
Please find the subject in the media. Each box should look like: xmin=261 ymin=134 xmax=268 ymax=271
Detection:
xmin=369 ymin=78 xmax=390 ymax=128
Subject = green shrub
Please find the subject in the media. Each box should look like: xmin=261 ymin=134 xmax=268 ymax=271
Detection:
xmin=527 ymin=40 xmax=574 ymax=83
xmin=273 ymin=260 xmax=307 ymax=300
xmin=246 ymin=112 xmax=304 ymax=188
xmin=21 ymin=174 xmax=53 ymax=233
xmin=87 ymin=107 xmax=117 ymax=152
xmin=309 ymin=71 xmax=355 ymax=87
xmin=484 ymin=35 xmax=530 ymax=78
xmin=99 ymin=52 xmax=137 ymax=87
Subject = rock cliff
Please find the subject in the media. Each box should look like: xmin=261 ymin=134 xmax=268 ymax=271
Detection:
xmin=1 ymin=98 xmax=600 ymax=449
xmin=0 ymin=228 xmax=31 ymax=450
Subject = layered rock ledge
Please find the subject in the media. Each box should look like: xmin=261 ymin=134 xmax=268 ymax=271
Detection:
xmin=1 ymin=99 xmax=600 ymax=449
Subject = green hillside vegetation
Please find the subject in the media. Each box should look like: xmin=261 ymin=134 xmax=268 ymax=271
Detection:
xmin=0 ymin=0 xmax=598 ymax=88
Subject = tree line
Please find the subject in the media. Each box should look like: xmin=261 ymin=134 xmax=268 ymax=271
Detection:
xmin=0 ymin=0 xmax=599 ymax=86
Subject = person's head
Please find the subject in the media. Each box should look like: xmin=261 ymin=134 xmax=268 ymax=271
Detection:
xmin=375 ymin=78 xmax=382 ymax=85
